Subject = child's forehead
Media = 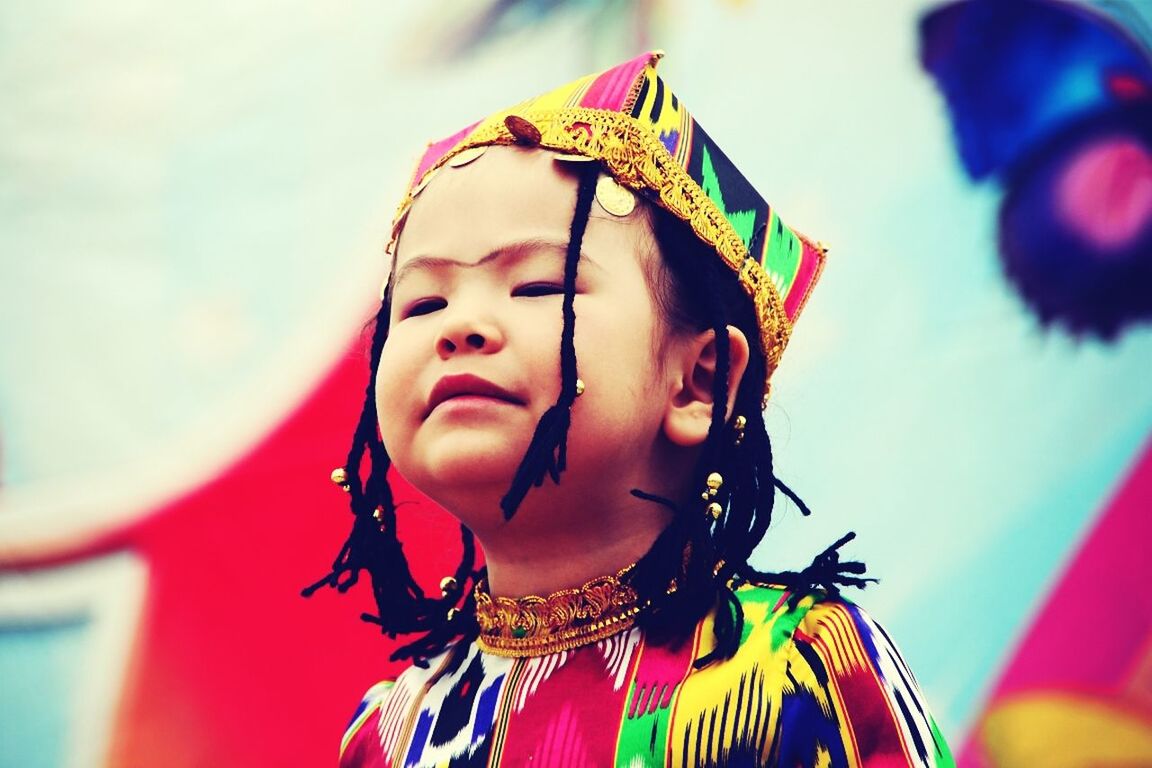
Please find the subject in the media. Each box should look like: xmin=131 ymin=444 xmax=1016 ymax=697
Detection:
xmin=405 ymin=146 xmax=595 ymax=221
xmin=393 ymin=146 xmax=653 ymax=269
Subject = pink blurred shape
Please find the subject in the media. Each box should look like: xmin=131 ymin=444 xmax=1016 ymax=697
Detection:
xmin=1057 ymin=136 xmax=1152 ymax=252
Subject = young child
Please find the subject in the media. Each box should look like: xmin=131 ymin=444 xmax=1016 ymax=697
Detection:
xmin=308 ymin=52 xmax=954 ymax=767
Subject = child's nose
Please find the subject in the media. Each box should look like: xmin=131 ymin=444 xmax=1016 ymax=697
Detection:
xmin=439 ymin=332 xmax=485 ymax=354
xmin=436 ymin=309 xmax=504 ymax=358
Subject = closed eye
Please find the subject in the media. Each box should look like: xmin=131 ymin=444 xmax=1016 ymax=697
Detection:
xmin=402 ymin=297 xmax=447 ymax=318
xmin=512 ymin=282 xmax=565 ymax=298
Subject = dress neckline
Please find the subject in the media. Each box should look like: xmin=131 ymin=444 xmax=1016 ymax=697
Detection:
xmin=473 ymin=563 xmax=642 ymax=657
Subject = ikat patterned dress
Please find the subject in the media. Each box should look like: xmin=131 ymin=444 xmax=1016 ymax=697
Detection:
xmin=339 ymin=584 xmax=953 ymax=767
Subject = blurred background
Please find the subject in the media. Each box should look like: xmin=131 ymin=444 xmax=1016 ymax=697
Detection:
xmin=2 ymin=0 xmax=1150 ymax=766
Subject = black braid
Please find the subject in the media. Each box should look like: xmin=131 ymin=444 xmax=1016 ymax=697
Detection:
xmin=307 ymin=161 xmax=602 ymax=665
xmin=691 ymin=258 xmax=744 ymax=667
xmin=627 ymin=208 xmax=873 ymax=668
xmin=499 ymin=162 xmax=599 ymax=519
xmin=765 ymin=532 xmax=876 ymax=610
xmin=303 ymin=294 xmax=481 ymax=665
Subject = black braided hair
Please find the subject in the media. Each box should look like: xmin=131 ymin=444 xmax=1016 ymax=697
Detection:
xmin=301 ymin=285 xmax=483 ymax=666
xmin=626 ymin=208 xmax=875 ymax=668
xmin=304 ymin=161 xmax=601 ymax=664
xmin=499 ymin=162 xmax=599 ymax=517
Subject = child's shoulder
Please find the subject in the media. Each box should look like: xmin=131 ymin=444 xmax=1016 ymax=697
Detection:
xmin=730 ymin=579 xmax=870 ymax=627
xmin=729 ymin=580 xmax=897 ymax=666
xmin=354 ymin=678 xmax=396 ymax=705
xmin=725 ymin=582 xmax=954 ymax=766
xmin=339 ymin=644 xmax=465 ymax=759
xmin=343 ymin=660 xmax=430 ymax=719
xmin=339 ymin=655 xmax=457 ymax=766
xmin=339 ymin=644 xmax=487 ymax=765
xmin=339 ymin=679 xmax=394 ymax=765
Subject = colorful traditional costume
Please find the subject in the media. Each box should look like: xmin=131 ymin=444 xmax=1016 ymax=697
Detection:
xmin=328 ymin=52 xmax=955 ymax=767
xmin=340 ymin=582 xmax=952 ymax=767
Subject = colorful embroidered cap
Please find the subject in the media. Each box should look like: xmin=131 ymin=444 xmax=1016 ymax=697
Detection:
xmin=389 ymin=51 xmax=826 ymax=392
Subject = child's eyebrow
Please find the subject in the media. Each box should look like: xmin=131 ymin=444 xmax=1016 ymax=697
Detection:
xmin=392 ymin=237 xmax=598 ymax=287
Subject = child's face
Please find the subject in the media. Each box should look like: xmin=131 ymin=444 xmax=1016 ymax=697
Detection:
xmin=376 ymin=146 xmax=690 ymax=520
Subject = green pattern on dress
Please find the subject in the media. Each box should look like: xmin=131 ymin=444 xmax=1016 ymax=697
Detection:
xmin=615 ymin=681 xmax=674 ymax=767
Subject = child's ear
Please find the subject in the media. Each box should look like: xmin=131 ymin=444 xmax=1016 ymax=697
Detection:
xmin=663 ymin=325 xmax=751 ymax=447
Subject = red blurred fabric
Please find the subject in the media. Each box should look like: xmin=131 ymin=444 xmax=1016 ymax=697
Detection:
xmin=17 ymin=339 xmax=463 ymax=766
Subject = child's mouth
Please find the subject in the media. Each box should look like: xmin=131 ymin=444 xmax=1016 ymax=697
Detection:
xmin=425 ymin=373 xmax=525 ymax=418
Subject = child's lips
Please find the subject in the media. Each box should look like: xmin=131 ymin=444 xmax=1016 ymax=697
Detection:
xmin=425 ymin=373 xmax=525 ymax=418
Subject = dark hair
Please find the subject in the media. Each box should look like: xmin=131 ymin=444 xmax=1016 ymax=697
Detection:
xmin=304 ymin=162 xmax=871 ymax=667
xmin=628 ymin=208 xmax=873 ymax=665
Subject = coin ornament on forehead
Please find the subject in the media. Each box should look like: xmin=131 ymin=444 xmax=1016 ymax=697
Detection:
xmin=447 ymin=146 xmax=488 ymax=168
xmin=594 ymin=174 xmax=637 ymax=217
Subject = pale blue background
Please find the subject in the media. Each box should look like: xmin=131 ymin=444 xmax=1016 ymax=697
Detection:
xmin=0 ymin=620 xmax=89 ymax=768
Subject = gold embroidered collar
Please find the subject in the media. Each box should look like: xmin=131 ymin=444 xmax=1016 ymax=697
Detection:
xmin=474 ymin=565 xmax=641 ymax=657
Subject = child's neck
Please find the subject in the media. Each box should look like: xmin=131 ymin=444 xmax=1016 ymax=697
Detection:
xmin=483 ymin=527 xmax=659 ymax=598
xmin=469 ymin=491 xmax=675 ymax=598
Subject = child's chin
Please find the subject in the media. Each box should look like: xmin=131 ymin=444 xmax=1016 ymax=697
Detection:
xmin=411 ymin=445 xmax=521 ymax=495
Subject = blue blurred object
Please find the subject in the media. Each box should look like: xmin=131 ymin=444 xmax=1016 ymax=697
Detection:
xmin=920 ymin=0 xmax=1152 ymax=339
xmin=920 ymin=0 xmax=1152 ymax=180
